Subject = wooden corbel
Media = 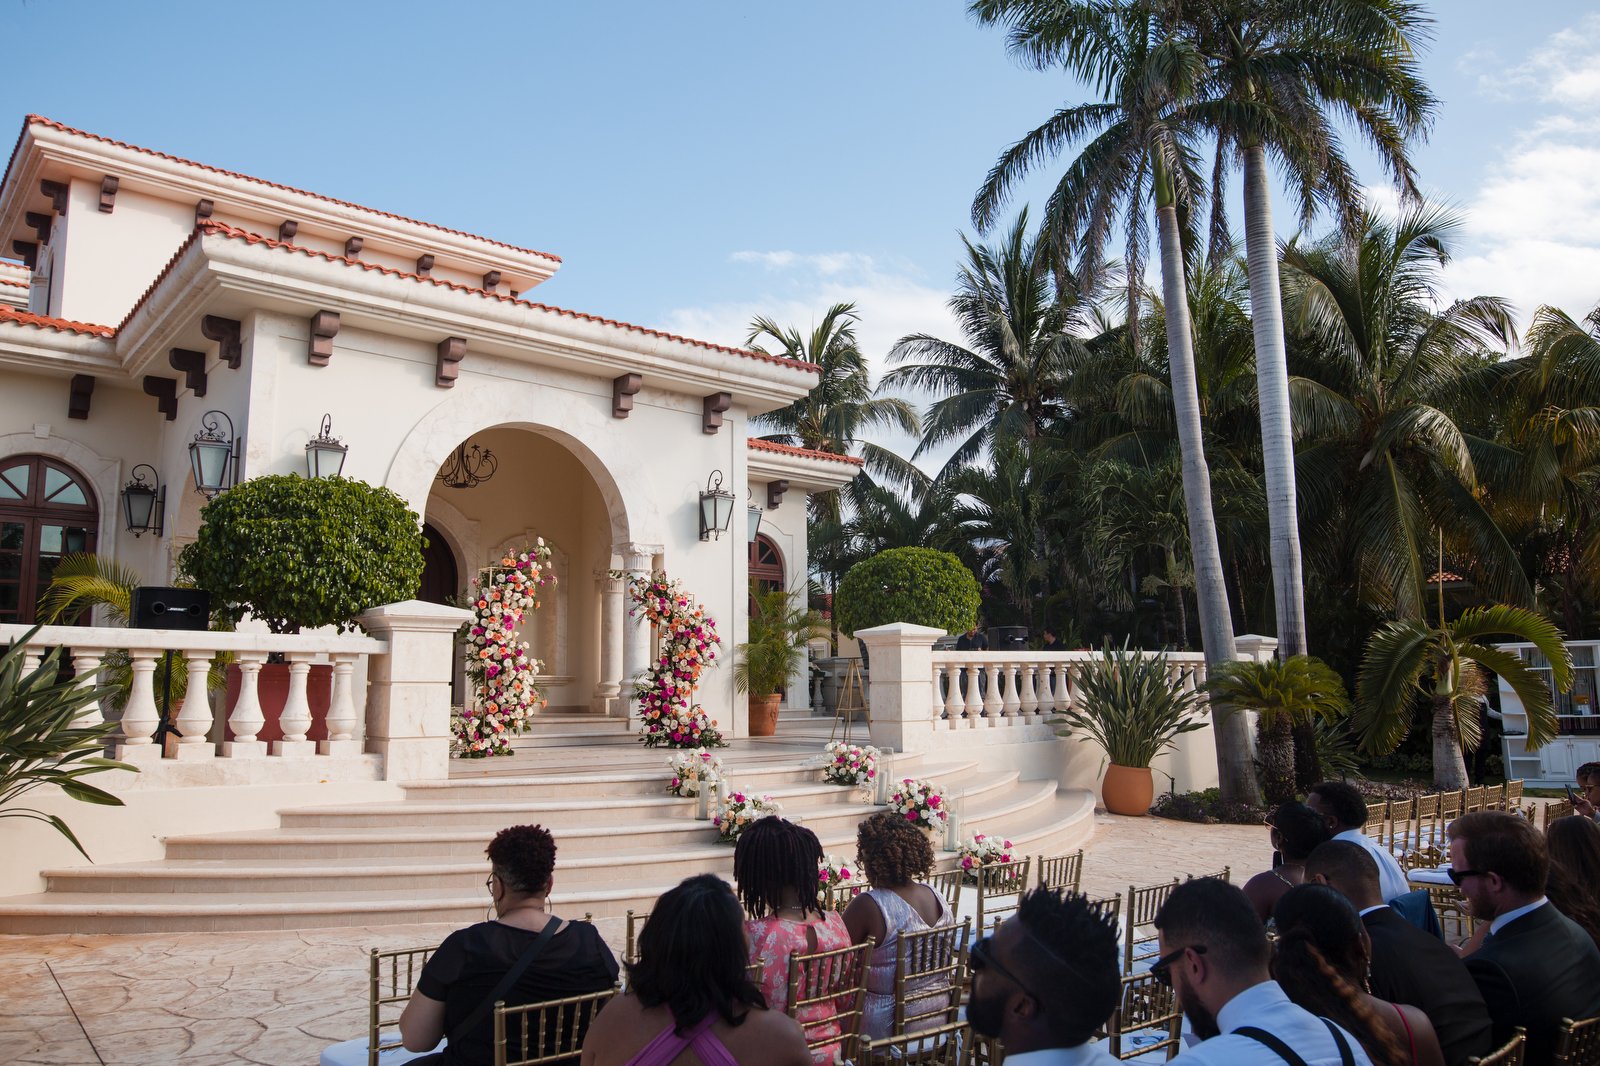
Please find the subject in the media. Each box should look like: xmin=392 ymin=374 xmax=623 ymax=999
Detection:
xmin=99 ymin=176 xmax=119 ymax=213
xmin=68 ymin=375 xmax=94 ymax=421
xmin=436 ymin=337 xmax=466 ymax=387
xmin=612 ymin=373 xmax=643 ymax=418
xmin=344 ymin=236 xmax=363 ymax=258
xmin=40 ymin=180 xmax=67 ymax=214
xmin=11 ymin=241 xmax=36 ymax=270
xmin=25 ymin=212 xmax=51 ymax=244
xmin=195 ymin=199 xmax=214 ymax=223
xmin=482 ymin=270 xmax=501 ymax=290
xmin=307 ymin=310 xmax=340 ymax=367
xmin=169 ymin=348 xmax=208 ymax=397
xmin=767 ymin=479 xmax=789 ymax=510
xmin=142 ymin=375 xmax=178 ymax=420
xmin=415 ymin=254 xmax=435 ymax=277
xmin=278 ymin=220 xmax=298 ymax=241
xmin=702 ymin=392 xmax=733 ymax=434
xmin=200 ymin=315 xmax=243 ymax=370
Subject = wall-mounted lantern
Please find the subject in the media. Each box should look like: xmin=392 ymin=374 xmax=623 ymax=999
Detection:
xmin=188 ymin=410 xmax=239 ymax=498
xmin=120 ymin=464 xmax=165 ymax=537
xmin=747 ymin=496 xmax=763 ymax=544
xmin=698 ymin=470 xmax=736 ymax=541
xmin=305 ymin=414 xmax=348 ymax=479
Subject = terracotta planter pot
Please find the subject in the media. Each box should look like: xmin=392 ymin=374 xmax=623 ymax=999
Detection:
xmin=748 ymin=694 xmax=781 ymax=737
xmin=1101 ymin=763 xmax=1155 ymax=816
xmin=223 ymin=662 xmax=333 ymax=743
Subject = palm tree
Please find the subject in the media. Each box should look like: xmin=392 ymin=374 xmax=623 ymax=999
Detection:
xmin=1354 ymin=606 xmax=1570 ymax=789
xmin=970 ymin=0 xmax=1258 ymax=803
xmin=881 ymin=211 xmax=1074 ymax=474
xmin=1207 ymin=655 xmax=1350 ymax=805
xmin=1182 ymin=0 xmax=1437 ymax=658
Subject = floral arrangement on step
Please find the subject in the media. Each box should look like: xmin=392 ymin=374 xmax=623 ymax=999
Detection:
xmin=619 ymin=570 xmax=725 ymax=749
xmin=712 ymin=791 xmax=780 ymax=844
xmin=957 ymin=832 xmax=1016 ymax=884
xmin=889 ymin=778 xmax=948 ymax=830
xmin=821 ymin=741 xmax=879 ymax=790
xmin=666 ymin=748 xmax=724 ymax=797
xmin=817 ymin=854 xmax=857 ymax=906
xmin=456 ymin=541 xmax=554 ymax=757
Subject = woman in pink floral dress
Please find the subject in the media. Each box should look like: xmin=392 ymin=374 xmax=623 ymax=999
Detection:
xmin=735 ymin=817 xmax=853 ymax=1064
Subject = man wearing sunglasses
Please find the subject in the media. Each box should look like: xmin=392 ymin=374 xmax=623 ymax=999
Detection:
xmin=1449 ymin=811 xmax=1600 ymax=1065
xmin=967 ymin=888 xmax=1122 ymax=1064
xmin=1152 ymin=878 xmax=1372 ymax=1064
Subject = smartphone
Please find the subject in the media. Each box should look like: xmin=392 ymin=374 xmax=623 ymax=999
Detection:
xmin=1567 ymin=784 xmax=1578 ymax=803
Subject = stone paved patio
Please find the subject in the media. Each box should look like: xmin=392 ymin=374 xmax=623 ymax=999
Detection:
xmin=0 ymin=811 xmax=1270 ymax=1065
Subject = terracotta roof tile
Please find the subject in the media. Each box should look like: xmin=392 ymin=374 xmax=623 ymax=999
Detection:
xmin=0 ymin=276 xmax=25 ymax=288
xmin=177 ymin=222 xmax=818 ymax=374
xmin=748 ymin=437 xmax=864 ymax=466
xmin=0 ymin=305 xmax=115 ymax=337
xmin=8 ymin=115 xmax=562 ymax=264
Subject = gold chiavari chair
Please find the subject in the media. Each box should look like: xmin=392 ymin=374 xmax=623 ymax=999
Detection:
xmin=1185 ymin=866 xmax=1231 ymax=884
xmin=1465 ymin=785 xmax=1489 ymax=813
xmin=1124 ymin=879 xmax=1180 ymax=974
xmin=623 ymin=909 xmax=650 ymax=966
xmin=785 ymin=939 xmax=873 ymax=1066
xmin=893 ymin=918 xmax=971 ymax=1034
xmin=1554 ymin=1015 xmax=1600 ymax=1065
xmin=1546 ymin=799 xmax=1577 ymax=832
xmin=1035 ymin=849 xmax=1085 ymax=893
xmin=974 ymin=857 xmax=1033 ymax=938
xmin=1441 ymin=789 xmax=1465 ymax=823
xmin=972 ymin=1034 xmax=1006 ymax=1066
xmin=359 ymin=944 xmax=437 ymax=1066
xmin=1366 ymin=799 xmax=1390 ymax=837
xmin=823 ymin=880 xmax=870 ymax=912
xmin=1405 ymin=794 xmax=1444 ymax=871
xmin=930 ymin=868 xmax=965 ymax=914
xmin=865 ymin=1021 xmax=972 ymax=1066
xmin=1467 ymin=1027 xmax=1526 ymax=1066
xmin=493 ymin=986 xmax=617 ymax=1066
xmin=1108 ymin=970 xmax=1182 ymax=1061
xmin=1504 ymin=779 xmax=1525 ymax=810
xmin=1090 ymin=894 xmax=1123 ymax=928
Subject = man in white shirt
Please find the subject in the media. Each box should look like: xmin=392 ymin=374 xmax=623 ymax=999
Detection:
xmin=967 ymin=888 xmax=1122 ymax=1065
xmin=1154 ymin=878 xmax=1372 ymax=1065
xmin=1306 ymin=780 xmax=1410 ymax=902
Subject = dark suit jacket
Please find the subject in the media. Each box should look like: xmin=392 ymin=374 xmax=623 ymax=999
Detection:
xmin=1465 ymin=901 xmax=1600 ymax=1066
xmin=1364 ymin=906 xmax=1492 ymax=1066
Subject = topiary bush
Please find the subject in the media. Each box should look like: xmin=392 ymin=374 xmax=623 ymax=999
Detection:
xmin=834 ymin=547 xmax=980 ymax=637
xmin=178 ymin=475 xmax=424 ymax=633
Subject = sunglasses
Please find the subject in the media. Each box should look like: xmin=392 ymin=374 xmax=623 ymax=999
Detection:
xmin=970 ymin=936 xmax=1045 ymax=1003
xmin=1150 ymin=943 xmax=1207 ymax=987
xmin=1447 ymin=868 xmax=1487 ymax=886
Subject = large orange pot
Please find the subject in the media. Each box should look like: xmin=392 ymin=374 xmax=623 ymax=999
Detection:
xmin=748 ymin=694 xmax=781 ymax=737
xmin=1101 ymin=763 xmax=1154 ymax=816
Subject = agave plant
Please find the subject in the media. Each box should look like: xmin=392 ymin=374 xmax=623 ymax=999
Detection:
xmin=1 ymin=629 xmax=133 ymax=858
xmin=1206 ymin=656 xmax=1350 ymax=806
xmin=1053 ymin=643 xmax=1208 ymax=769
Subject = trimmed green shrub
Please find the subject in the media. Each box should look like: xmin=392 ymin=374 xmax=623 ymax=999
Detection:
xmin=179 ymin=475 xmax=424 ymax=633
xmin=834 ymin=547 xmax=980 ymax=637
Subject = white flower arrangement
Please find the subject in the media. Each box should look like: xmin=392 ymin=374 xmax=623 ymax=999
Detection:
xmin=888 ymin=778 xmax=949 ymax=830
xmin=666 ymin=748 xmax=724 ymax=797
xmin=957 ymin=832 xmax=1017 ymax=884
xmin=712 ymin=791 xmax=781 ymax=844
xmin=818 ymin=853 xmax=857 ymax=904
xmin=821 ymin=741 xmax=879 ymax=789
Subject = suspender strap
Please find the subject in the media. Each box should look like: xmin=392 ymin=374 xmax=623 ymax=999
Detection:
xmin=1233 ymin=1019 xmax=1355 ymax=1066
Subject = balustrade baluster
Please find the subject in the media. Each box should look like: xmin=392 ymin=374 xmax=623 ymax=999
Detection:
xmin=999 ymin=662 xmax=1020 ymax=723
xmin=1020 ymin=663 xmax=1039 ymax=718
xmin=20 ymin=647 xmax=43 ymax=676
xmin=320 ymin=655 xmax=362 ymax=754
xmin=273 ymin=656 xmax=316 ymax=757
xmin=118 ymin=649 xmax=164 ymax=763
xmin=225 ymin=653 xmax=268 ymax=757
xmin=962 ymin=663 xmax=982 ymax=727
xmin=938 ymin=663 xmax=959 ymax=726
xmin=982 ymin=662 xmax=1002 ymax=725
xmin=172 ymin=649 xmax=216 ymax=759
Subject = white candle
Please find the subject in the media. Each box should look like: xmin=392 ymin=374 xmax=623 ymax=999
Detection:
xmin=944 ymin=812 xmax=962 ymax=852
xmin=873 ymin=748 xmax=895 ymax=806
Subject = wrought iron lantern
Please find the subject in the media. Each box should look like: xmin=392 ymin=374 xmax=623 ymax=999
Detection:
xmin=121 ymin=464 xmax=165 ymax=537
xmin=747 ymin=497 xmax=763 ymax=544
xmin=698 ymin=470 xmax=736 ymax=541
xmin=188 ymin=410 xmax=239 ymax=498
xmin=305 ymin=414 xmax=348 ymax=479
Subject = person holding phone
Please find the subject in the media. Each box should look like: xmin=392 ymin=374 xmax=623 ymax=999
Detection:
xmin=1571 ymin=763 xmax=1600 ymax=820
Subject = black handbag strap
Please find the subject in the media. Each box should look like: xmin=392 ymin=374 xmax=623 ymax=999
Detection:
xmin=1234 ymin=1019 xmax=1355 ymax=1066
xmin=454 ymin=917 xmax=564 ymax=1042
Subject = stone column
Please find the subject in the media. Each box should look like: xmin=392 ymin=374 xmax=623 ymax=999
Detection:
xmin=593 ymin=568 xmax=624 ymax=716
xmin=856 ymin=622 xmax=946 ymax=754
xmin=618 ymin=543 xmax=656 ymax=724
xmin=359 ymin=599 xmax=473 ymax=782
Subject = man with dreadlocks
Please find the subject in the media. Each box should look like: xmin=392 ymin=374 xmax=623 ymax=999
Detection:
xmin=735 ymin=815 xmax=852 ymax=1064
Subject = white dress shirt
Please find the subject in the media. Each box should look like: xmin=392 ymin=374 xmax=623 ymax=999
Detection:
xmin=1334 ymin=828 xmax=1411 ymax=902
xmin=1171 ymin=980 xmax=1374 ymax=1066
xmin=1488 ymin=896 xmax=1548 ymax=935
xmin=1004 ymin=1041 xmax=1120 ymax=1066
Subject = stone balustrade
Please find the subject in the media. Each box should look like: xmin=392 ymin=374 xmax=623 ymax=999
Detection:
xmin=928 ymin=649 xmax=1210 ymax=731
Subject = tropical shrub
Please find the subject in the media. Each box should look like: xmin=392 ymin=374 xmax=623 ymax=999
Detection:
xmin=1053 ymin=643 xmax=1208 ymax=768
xmin=733 ymin=586 xmax=817 ymax=697
xmin=178 ymin=475 xmax=424 ymax=633
xmin=1206 ymin=656 xmax=1350 ymax=806
xmin=834 ymin=547 xmax=980 ymax=637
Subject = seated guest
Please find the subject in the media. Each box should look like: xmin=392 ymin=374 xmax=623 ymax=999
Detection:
xmin=1153 ymin=878 xmax=1374 ymax=1064
xmin=1571 ymin=762 xmax=1600 ymax=820
xmin=735 ymin=816 xmax=852 ymax=1064
xmin=842 ymin=811 xmax=954 ymax=1039
xmin=1306 ymin=781 xmax=1410 ymax=902
xmin=1449 ymin=811 xmax=1600 ymax=1064
xmin=967 ymin=888 xmax=1122 ymax=1064
xmin=580 ymin=874 xmax=811 ymax=1066
xmin=1545 ymin=814 xmax=1600 ymax=951
xmin=1272 ymin=884 xmax=1444 ymax=1066
xmin=399 ymin=824 xmax=618 ymax=1065
xmin=1305 ymin=841 xmax=1491 ymax=1066
xmin=1242 ymin=801 xmax=1331 ymax=924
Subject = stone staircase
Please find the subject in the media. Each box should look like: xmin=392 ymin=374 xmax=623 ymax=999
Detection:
xmin=0 ymin=711 xmax=1095 ymax=934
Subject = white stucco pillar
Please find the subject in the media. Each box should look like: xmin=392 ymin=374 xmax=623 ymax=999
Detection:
xmin=359 ymin=599 xmax=473 ymax=781
xmin=618 ymin=543 xmax=655 ymax=724
xmin=857 ymin=622 xmax=946 ymax=754
xmin=594 ymin=567 xmax=624 ymax=715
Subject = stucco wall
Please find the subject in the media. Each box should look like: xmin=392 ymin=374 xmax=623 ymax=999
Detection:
xmin=52 ymin=179 xmax=195 ymax=325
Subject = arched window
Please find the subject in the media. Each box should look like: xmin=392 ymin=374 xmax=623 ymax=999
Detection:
xmin=0 ymin=455 xmax=99 ymax=624
xmin=750 ymin=534 xmax=785 ymax=594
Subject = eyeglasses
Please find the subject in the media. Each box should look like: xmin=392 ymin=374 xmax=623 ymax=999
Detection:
xmin=1150 ymin=944 xmax=1207 ymax=987
xmin=970 ymin=935 xmax=1045 ymax=1003
xmin=485 ymin=875 xmax=496 ymax=892
xmin=1447 ymin=868 xmax=1487 ymax=886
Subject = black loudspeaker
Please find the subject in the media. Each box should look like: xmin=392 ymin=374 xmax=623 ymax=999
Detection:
xmin=130 ymin=587 xmax=211 ymax=631
xmin=987 ymin=626 xmax=1030 ymax=650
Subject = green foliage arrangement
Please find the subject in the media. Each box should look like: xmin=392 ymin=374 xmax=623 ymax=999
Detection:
xmin=1 ymin=630 xmax=132 ymax=858
xmin=1206 ymin=656 xmax=1350 ymax=805
xmin=1053 ymin=643 xmax=1208 ymax=769
xmin=733 ymin=586 xmax=818 ymax=698
xmin=834 ymin=547 xmax=980 ymax=638
xmin=179 ymin=475 xmax=424 ymax=634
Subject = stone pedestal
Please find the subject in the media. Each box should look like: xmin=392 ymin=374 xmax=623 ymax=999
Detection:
xmin=359 ymin=599 xmax=472 ymax=782
xmin=856 ymin=622 xmax=945 ymax=754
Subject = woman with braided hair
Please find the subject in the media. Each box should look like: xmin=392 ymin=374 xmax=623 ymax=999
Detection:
xmin=1271 ymin=885 xmax=1444 ymax=1066
xmin=734 ymin=816 xmax=852 ymax=1064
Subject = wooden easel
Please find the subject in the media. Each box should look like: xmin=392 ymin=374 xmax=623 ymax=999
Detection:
xmin=829 ymin=657 xmax=870 ymax=744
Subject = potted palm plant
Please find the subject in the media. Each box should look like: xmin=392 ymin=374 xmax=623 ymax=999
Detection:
xmin=733 ymin=586 xmax=818 ymax=737
xmin=1052 ymin=643 xmax=1208 ymax=816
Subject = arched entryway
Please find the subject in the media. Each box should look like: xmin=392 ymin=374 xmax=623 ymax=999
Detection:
xmin=417 ymin=522 xmax=460 ymax=605
xmin=0 ymin=455 xmax=98 ymax=624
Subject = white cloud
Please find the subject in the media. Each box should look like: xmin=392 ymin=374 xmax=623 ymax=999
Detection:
xmin=1468 ymin=15 xmax=1600 ymax=107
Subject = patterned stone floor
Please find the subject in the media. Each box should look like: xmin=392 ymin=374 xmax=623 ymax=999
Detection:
xmin=0 ymin=811 xmax=1271 ymax=1065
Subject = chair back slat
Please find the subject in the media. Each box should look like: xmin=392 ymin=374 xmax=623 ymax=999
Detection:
xmin=823 ymin=880 xmax=870 ymax=912
xmin=1090 ymin=894 xmax=1122 ymax=928
xmin=1124 ymin=879 xmax=1180 ymax=973
xmin=1555 ymin=1015 xmax=1600 ymax=1065
xmin=929 ymin=868 xmax=964 ymax=913
xmin=893 ymin=918 xmax=971 ymax=1033
xmin=1468 ymin=1027 xmax=1526 ymax=1066
xmin=493 ymin=986 xmax=617 ymax=1066
xmin=1366 ymin=800 xmax=1390 ymax=829
xmin=975 ymin=857 xmax=1032 ymax=937
xmin=1108 ymin=970 xmax=1182 ymax=1061
xmin=1465 ymin=785 xmax=1488 ymax=812
xmin=623 ymin=909 xmax=649 ymax=967
xmin=368 ymin=944 xmax=437 ymax=1066
xmin=785 ymin=939 xmax=873 ymax=1064
xmin=1035 ymin=850 xmax=1084 ymax=893
xmin=865 ymin=1020 xmax=971 ymax=1065
xmin=1441 ymin=789 xmax=1465 ymax=820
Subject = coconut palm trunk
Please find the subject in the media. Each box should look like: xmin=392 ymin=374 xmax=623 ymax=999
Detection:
xmin=1431 ymin=688 xmax=1470 ymax=791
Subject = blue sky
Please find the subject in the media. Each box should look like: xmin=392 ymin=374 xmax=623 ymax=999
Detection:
xmin=7 ymin=0 xmax=1598 ymax=375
